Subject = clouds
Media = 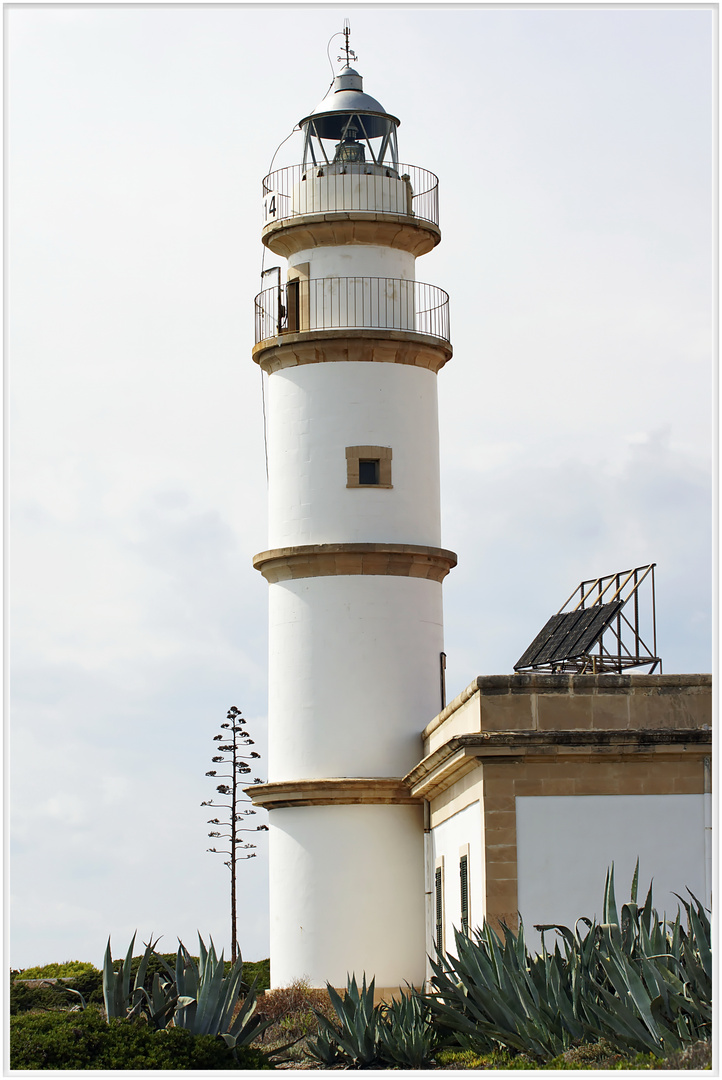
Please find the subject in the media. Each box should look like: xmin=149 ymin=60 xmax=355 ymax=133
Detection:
xmin=11 ymin=478 xmax=270 ymax=966
xmin=9 ymin=6 xmax=712 ymax=968
xmin=441 ymin=426 xmax=711 ymax=691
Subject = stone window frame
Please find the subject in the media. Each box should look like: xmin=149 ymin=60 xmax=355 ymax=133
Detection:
xmin=346 ymin=445 xmax=393 ymax=489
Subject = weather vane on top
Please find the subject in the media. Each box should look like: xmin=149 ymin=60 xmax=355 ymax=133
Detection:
xmin=338 ymin=19 xmax=357 ymax=66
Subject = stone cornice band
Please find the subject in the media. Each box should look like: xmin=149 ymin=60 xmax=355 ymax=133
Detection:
xmin=262 ymin=212 xmax=441 ymax=259
xmin=252 ymin=329 xmax=452 ymax=375
xmin=245 ymin=777 xmax=421 ymax=809
xmin=253 ymin=542 xmax=458 ymax=583
xmin=405 ymin=729 xmax=713 ymax=801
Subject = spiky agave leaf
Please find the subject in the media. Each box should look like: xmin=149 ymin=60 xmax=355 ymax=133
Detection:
xmin=224 ymin=976 xmax=274 ymax=1049
xmin=305 ymin=1024 xmax=345 ymax=1066
xmin=173 ymin=942 xmax=198 ymax=1030
xmin=102 ymin=933 xmax=137 ymax=1022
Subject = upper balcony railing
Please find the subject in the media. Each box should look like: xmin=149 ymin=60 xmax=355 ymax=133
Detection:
xmin=254 ymin=277 xmax=450 ymax=345
xmin=262 ymin=163 xmax=439 ymax=229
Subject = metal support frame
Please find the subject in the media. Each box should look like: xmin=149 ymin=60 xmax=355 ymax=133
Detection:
xmin=514 ymin=563 xmax=662 ymax=675
xmin=301 ymin=112 xmax=398 ymax=170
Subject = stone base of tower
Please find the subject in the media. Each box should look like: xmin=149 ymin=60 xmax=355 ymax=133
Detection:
xmin=267 ymin=803 xmax=425 ymax=990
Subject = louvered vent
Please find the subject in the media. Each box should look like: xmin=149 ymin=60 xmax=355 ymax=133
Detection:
xmin=460 ymin=854 xmax=469 ymax=937
xmin=435 ymin=866 xmax=443 ymax=952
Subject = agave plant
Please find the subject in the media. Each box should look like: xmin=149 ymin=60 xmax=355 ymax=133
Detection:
xmin=307 ymin=973 xmax=381 ymax=1067
xmin=303 ymin=1024 xmax=345 ymax=1066
xmin=101 ymin=932 xmax=269 ymax=1043
xmin=172 ymin=934 xmax=272 ymax=1049
xmin=540 ymin=863 xmax=712 ymax=1055
xmin=429 ymin=918 xmax=583 ymax=1058
xmin=102 ymin=933 xmax=177 ymax=1026
xmin=103 ymin=934 xmax=179 ymax=1029
xmin=429 ymin=862 xmax=711 ymax=1061
xmin=378 ymin=987 xmax=442 ymax=1068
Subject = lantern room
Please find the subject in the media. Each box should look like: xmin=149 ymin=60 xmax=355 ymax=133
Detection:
xmin=299 ymin=63 xmax=400 ymax=174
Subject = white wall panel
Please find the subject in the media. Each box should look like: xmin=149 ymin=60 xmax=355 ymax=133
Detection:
xmin=290 ymin=244 xmax=414 ymax=282
xmin=430 ymin=801 xmax=483 ymax=956
xmin=516 ymin=794 xmax=708 ymax=954
xmin=269 ymin=804 xmax=426 ymax=989
xmin=268 ymin=574 xmax=444 ymax=779
xmin=267 ymin=362 xmax=441 ymax=548
xmin=291 ymin=172 xmax=412 ymax=220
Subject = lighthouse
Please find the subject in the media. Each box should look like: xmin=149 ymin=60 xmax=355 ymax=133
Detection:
xmin=250 ymin=28 xmax=455 ymax=993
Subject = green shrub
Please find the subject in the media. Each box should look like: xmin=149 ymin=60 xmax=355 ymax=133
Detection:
xmin=436 ymin=1047 xmax=537 ymax=1069
xmin=435 ymin=1046 xmax=675 ymax=1070
xmin=10 ymin=1009 xmax=273 ymax=1070
xmin=241 ymin=958 xmax=270 ymax=991
xmin=18 ymin=961 xmax=98 ymax=980
xmin=10 ymin=965 xmax=104 ymax=1014
xmin=68 ymin=967 xmax=105 ymax=1005
xmin=656 ymin=1040 xmax=713 ymax=1070
xmin=10 ymin=982 xmax=73 ymax=1016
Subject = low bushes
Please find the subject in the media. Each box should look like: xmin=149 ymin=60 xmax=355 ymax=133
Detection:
xmin=10 ymin=941 xmax=276 ymax=1069
xmin=16 ymin=961 xmax=98 ymax=980
xmin=241 ymin=958 xmax=270 ymax=991
xmin=436 ymin=1041 xmax=712 ymax=1070
xmin=251 ymin=979 xmax=335 ymax=1064
xmin=10 ymin=1009 xmax=272 ymax=1070
xmin=11 ymin=966 xmax=105 ymax=1014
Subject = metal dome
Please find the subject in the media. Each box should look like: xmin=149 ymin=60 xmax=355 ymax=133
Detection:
xmin=299 ymin=65 xmax=400 ymax=141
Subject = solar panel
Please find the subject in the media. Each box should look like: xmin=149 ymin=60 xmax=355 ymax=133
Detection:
xmin=515 ymin=601 xmax=624 ymax=670
xmin=512 ymin=565 xmax=661 ymax=675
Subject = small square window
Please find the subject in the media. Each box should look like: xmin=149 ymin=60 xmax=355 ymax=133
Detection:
xmin=346 ymin=446 xmax=392 ymax=489
xmin=358 ymin=459 xmax=380 ymax=485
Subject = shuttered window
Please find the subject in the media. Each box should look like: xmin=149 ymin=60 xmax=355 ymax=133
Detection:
xmin=435 ymin=865 xmax=443 ymax=953
xmin=460 ymin=854 xmax=469 ymax=936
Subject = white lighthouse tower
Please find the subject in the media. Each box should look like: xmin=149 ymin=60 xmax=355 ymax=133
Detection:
xmin=250 ymin=28 xmax=455 ymax=993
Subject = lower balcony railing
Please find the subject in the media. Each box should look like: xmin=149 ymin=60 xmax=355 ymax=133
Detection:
xmin=254 ymin=277 xmax=450 ymax=345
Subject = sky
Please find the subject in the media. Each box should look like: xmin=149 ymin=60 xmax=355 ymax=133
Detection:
xmin=8 ymin=4 xmax=714 ymax=970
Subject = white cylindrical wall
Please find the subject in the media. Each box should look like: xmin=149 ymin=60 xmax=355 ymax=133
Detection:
xmin=291 ymin=171 xmax=412 ymax=218
xmin=297 ymin=276 xmax=416 ymax=334
xmin=290 ymin=244 xmax=414 ymax=282
xmin=267 ymin=574 xmax=444 ymax=780
xmin=267 ymin=362 xmax=441 ymax=548
xmin=269 ymin=804 xmax=426 ymax=989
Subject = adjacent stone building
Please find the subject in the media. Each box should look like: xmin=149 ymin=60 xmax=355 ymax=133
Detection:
xmin=408 ymin=673 xmax=711 ymax=976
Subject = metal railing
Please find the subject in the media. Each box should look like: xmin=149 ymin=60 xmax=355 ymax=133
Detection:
xmin=254 ymin=277 xmax=450 ymax=345
xmin=262 ymin=163 xmax=439 ymax=228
